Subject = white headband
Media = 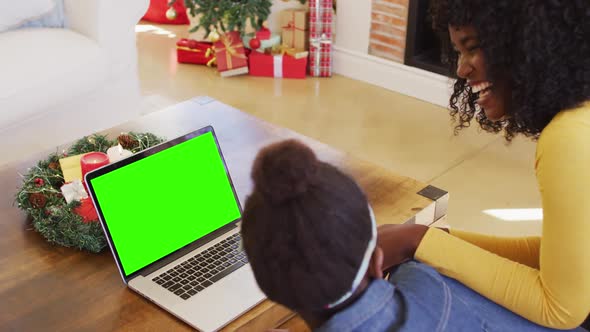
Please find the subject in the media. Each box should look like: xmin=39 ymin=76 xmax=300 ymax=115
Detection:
xmin=323 ymin=204 xmax=378 ymax=310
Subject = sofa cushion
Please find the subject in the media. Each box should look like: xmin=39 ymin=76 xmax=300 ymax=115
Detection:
xmin=0 ymin=28 xmax=108 ymax=129
xmin=17 ymin=0 xmax=66 ymax=30
xmin=0 ymin=0 xmax=55 ymax=32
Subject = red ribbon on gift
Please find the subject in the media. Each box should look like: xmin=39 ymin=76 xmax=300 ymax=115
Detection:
xmin=282 ymin=11 xmax=307 ymax=48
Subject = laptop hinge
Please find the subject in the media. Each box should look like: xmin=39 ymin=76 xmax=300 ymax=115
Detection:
xmin=137 ymin=222 xmax=239 ymax=278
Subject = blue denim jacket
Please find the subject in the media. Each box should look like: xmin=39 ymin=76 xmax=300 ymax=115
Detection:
xmin=315 ymin=261 xmax=586 ymax=332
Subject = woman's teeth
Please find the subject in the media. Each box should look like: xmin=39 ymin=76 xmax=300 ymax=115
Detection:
xmin=472 ymin=81 xmax=493 ymax=93
xmin=479 ymin=88 xmax=492 ymax=99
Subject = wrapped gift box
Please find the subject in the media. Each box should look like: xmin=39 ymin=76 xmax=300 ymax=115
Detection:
xmin=176 ymin=39 xmax=215 ymax=65
xmin=309 ymin=0 xmax=333 ymax=77
xmin=309 ymin=34 xmax=332 ymax=77
xmin=249 ymin=52 xmax=308 ymax=79
xmin=59 ymin=154 xmax=84 ymax=182
xmin=280 ymin=9 xmax=308 ymax=51
xmin=214 ymin=31 xmax=249 ymax=77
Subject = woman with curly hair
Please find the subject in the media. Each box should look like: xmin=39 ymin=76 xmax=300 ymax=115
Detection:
xmin=378 ymin=0 xmax=590 ymax=330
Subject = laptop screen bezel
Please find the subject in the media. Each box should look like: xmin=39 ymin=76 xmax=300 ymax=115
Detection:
xmin=85 ymin=126 xmax=243 ymax=283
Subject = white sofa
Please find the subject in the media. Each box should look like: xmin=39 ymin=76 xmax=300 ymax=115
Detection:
xmin=0 ymin=0 xmax=149 ymax=165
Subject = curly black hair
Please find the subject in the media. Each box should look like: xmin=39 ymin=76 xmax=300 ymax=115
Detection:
xmin=430 ymin=0 xmax=590 ymax=141
xmin=241 ymin=140 xmax=373 ymax=312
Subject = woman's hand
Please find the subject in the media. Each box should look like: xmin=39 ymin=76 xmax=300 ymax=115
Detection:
xmin=377 ymin=224 xmax=429 ymax=271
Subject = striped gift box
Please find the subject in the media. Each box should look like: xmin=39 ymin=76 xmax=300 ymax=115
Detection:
xmin=309 ymin=35 xmax=332 ymax=77
xmin=309 ymin=0 xmax=333 ymax=77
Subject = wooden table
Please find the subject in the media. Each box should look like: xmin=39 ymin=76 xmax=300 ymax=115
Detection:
xmin=0 ymin=97 xmax=448 ymax=331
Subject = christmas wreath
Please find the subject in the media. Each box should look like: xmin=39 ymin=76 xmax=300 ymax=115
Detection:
xmin=15 ymin=132 xmax=165 ymax=253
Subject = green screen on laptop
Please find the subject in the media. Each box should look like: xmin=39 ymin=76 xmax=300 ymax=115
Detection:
xmin=89 ymin=131 xmax=241 ymax=276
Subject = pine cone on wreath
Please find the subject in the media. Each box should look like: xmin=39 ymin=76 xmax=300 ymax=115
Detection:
xmin=118 ymin=134 xmax=139 ymax=150
xmin=48 ymin=162 xmax=60 ymax=170
xmin=29 ymin=193 xmax=47 ymax=209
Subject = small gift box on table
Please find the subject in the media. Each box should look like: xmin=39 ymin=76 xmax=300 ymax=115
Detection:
xmin=309 ymin=0 xmax=333 ymax=77
xmin=176 ymin=39 xmax=215 ymax=65
xmin=249 ymin=50 xmax=308 ymax=79
xmin=280 ymin=9 xmax=309 ymax=51
xmin=213 ymin=31 xmax=249 ymax=77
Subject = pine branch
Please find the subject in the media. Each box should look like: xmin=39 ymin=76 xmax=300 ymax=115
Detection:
xmin=68 ymin=134 xmax=115 ymax=155
xmin=184 ymin=0 xmax=272 ymax=37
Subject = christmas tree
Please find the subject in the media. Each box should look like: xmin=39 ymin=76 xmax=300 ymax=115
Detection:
xmin=168 ymin=0 xmax=275 ymax=38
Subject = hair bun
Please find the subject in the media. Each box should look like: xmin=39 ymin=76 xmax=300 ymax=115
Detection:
xmin=251 ymin=139 xmax=319 ymax=204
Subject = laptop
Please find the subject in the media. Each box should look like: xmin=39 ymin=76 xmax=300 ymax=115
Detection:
xmin=85 ymin=126 xmax=265 ymax=332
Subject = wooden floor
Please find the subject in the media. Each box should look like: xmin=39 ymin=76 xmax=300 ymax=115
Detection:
xmin=136 ymin=22 xmax=543 ymax=238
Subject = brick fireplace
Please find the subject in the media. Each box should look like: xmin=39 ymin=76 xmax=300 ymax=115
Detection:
xmin=369 ymin=0 xmax=449 ymax=76
xmin=369 ymin=0 xmax=409 ymax=63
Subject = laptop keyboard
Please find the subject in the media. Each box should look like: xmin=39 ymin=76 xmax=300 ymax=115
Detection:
xmin=151 ymin=233 xmax=248 ymax=300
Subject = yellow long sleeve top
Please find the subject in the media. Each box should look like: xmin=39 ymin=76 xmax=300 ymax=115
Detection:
xmin=415 ymin=102 xmax=590 ymax=329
